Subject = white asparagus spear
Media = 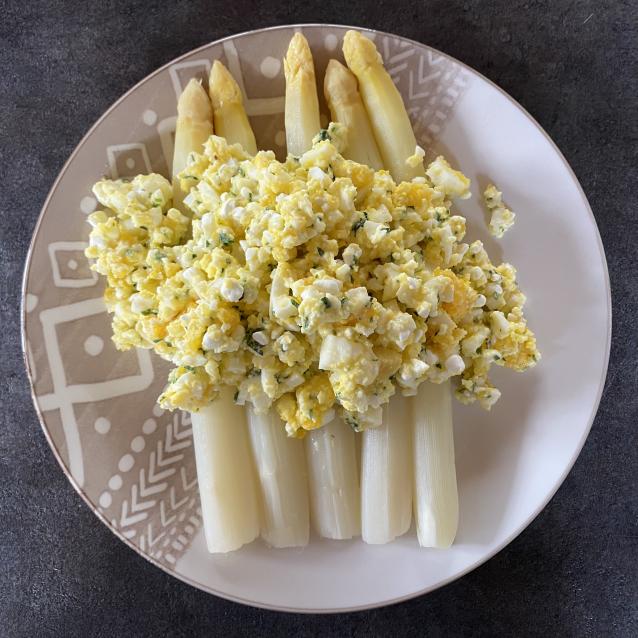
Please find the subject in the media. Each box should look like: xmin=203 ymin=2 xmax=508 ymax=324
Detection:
xmin=346 ymin=30 xmax=459 ymax=547
xmin=208 ymin=60 xmax=258 ymax=155
xmin=284 ymin=33 xmax=321 ymax=156
xmin=305 ymin=418 xmax=361 ymax=539
xmin=172 ymin=79 xmax=214 ymax=211
xmin=323 ymin=59 xmax=383 ymax=170
xmin=343 ymin=30 xmax=424 ymax=183
xmin=174 ymin=81 xmax=259 ymax=553
xmin=191 ymin=389 xmax=260 ymax=553
xmin=333 ymin=35 xmax=414 ymax=545
xmin=361 ymin=395 xmax=412 ymax=544
xmin=284 ymin=34 xmax=360 ymax=540
xmin=247 ymin=408 xmax=310 ymax=548
xmin=209 ymin=54 xmax=311 ymax=548
xmin=411 ymin=381 xmax=458 ymax=548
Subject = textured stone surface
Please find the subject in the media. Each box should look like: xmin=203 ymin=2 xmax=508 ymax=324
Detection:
xmin=1 ymin=1 xmax=636 ymax=636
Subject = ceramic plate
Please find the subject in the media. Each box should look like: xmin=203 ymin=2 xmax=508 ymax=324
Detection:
xmin=22 ymin=24 xmax=610 ymax=612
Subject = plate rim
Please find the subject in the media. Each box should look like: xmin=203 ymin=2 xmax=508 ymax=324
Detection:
xmin=21 ymin=22 xmax=612 ymax=613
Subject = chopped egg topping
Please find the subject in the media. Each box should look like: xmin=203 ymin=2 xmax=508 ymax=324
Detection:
xmin=86 ymin=124 xmax=539 ymax=436
xmin=484 ymin=183 xmax=516 ymax=238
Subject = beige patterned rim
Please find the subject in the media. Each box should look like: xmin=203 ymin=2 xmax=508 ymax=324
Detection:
xmin=21 ymin=23 xmax=611 ymax=612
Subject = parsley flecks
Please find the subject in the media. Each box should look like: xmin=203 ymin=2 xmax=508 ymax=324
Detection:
xmin=351 ymin=217 xmax=366 ymax=233
xmin=344 ymin=413 xmax=361 ymax=432
xmin=219 ymin=231 xmax=234 ymax=247
xmin=318 ymin=129 xmax=330 ymax=141
xmin=321 ymin=296 xmax=331 ymax=309
xmin=245 ymin=331 xmax=264 ymax=356
xmin=141 ymin=309 xmax=157 ymax=316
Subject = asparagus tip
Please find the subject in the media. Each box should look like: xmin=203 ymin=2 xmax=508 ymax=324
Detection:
xmin=177 ymin=78 xmax=213 ymax=121
xmin=324 ymin=59 xmax=359 ymax=108
xmin=209 ymin=60 xmax=243 ymax=109
xmin=343 ymin=30 xmax=382 ymax=75
xmin=284 ymin=32 xmax=316 ymax=81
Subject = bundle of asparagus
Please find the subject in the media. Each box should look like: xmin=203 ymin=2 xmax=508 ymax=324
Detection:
xmin=172 ymin=30 xmax=459 ymax=552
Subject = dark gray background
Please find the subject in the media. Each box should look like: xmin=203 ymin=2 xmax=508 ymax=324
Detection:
xmin=1 ymin=1 xmax=636 ymax=636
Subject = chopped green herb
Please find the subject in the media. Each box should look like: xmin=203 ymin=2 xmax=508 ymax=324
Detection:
xmin=352 ymin=217 xmax=366 ymax=233
xmin=245 ymin=331 xmax=264 ymax=356
xmin=219 ymin=231 xmax=234 ymax=247
xmin=344 ymin=413 xmax=361 ymax=432
xmin=141 ymin=309 xmax=157 ymax=316
xmin=321 ymin=296 xmax=331 ymax=309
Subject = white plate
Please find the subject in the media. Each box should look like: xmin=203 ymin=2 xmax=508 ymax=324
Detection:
xmin=22 ymin=24 xmax=611 ymax=612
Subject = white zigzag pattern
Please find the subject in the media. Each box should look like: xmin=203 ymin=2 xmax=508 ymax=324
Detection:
xmin=118 ymin=412 xmax=193 ymax=529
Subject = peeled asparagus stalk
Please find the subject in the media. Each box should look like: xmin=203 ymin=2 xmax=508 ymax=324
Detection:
xmin=247 ymin=408 xmax=310 ymax=548
xmin=174 ymin=80 xmax=259 ymax=553
xmin=343 ymin=30 xmax=459 ymax=548
xmin=305 ymin=418 xmax=361 ymax=539
xmin=190 ymin=389 xmax=260 ymax=553
xmin=284 ymin=33 xmax=321 ymax=156
xmin=207 ymin=59 xmax=314 ymax=549
xmin=361 ymin=395 xmax=413 ymax=544
xmin=323 ymin=59 xmax=383 ymax=170
xmin=285 ymin=35 xmax=360 ymax=541
xmin=172 ymin=79 xmax=214 ymax=211
xmin=208 ymin=60 xmax=258 ymax=155
xmin=412 ymin=381 xmax=458 ymax=548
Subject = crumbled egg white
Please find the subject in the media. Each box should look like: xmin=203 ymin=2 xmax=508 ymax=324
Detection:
xmin=484 ymin=184 xmax=516 ymax=238
xmin=86 ymin=123 xmax=539 ymax=435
